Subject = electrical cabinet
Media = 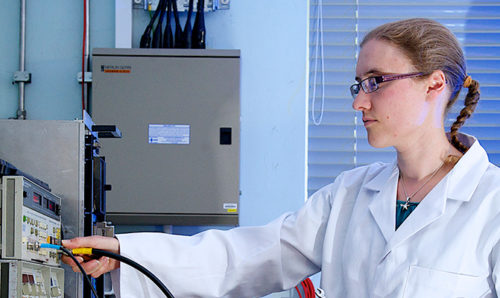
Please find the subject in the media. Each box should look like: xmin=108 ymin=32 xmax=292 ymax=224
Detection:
xmin=92 ymin=48 xmax=240 ymax=225
xmin=0 ymin=120 xmax=85 ymax=298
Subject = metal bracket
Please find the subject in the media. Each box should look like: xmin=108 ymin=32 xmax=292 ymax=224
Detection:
xmin=16 ymin=110 xmax=27 ymax=119
xmin=143 ymin=0 xmax=229 ymax=12
xmin=92 ymin=125 xmax=122 ymax=138
xmin=12 ymin=71 xmax=31 ymax=83
xmin=93 ymin=222 xmax=115 ymax=238
xmin=213 ymin=0 xmax=230 ymax=10
xmin=77 ymin=71 xmax=93 ymax=83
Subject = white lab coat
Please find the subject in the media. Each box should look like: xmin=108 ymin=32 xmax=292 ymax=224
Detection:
xmin=111 ymin=134 xmax=500 ymax=297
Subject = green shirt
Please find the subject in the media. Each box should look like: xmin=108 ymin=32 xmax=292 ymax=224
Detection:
xmin=395 ymin=200 xmax=419 ymax=229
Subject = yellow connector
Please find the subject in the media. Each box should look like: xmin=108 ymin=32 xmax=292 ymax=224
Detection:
xmin=72 ymin=248 xmax=93 ymax=255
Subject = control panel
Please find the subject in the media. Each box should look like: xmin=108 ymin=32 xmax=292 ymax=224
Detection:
xmin=0 ymin=260 xmax=64 ymax=298
xmin=1 ymin=176 xmax=62 ymax=266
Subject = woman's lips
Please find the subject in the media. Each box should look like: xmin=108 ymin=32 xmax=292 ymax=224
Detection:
xmin=363 ymin=118 xmax=377 ymax=127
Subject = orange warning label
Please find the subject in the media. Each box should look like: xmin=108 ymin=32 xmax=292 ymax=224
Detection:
xmin=101 ymin=65 xmax=132 ymax=73
xmin=103 ymin=69 xmax=131 ymax=73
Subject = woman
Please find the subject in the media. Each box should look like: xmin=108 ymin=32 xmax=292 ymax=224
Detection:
xmin=63 ymin=18 xmax=500 ymax=297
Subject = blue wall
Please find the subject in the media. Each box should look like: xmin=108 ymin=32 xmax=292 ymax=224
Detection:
xmin=0 ymin=1 xmax=308 ymax=227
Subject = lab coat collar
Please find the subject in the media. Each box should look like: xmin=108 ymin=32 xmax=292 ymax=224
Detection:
xmin=365 ymin=133 xmax=490 ymax=254
xmin=367 ymin=160 xmax=399 ymax=243
xmin=446 ymin=133 xmax=489 ymax=202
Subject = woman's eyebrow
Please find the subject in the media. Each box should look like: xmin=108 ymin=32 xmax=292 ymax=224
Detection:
xmin=355 ymin=68 xmax=384 ymax=81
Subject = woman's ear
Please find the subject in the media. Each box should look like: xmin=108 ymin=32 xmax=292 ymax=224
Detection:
xmin=426 ymin=70 xmax=447 ymax=97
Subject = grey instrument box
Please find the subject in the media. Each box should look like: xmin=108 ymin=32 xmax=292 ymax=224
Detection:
xmin=91 ymin=48 xmax=240 ymax=226
xmin=0 ymin=119 xmax=86 ymax=298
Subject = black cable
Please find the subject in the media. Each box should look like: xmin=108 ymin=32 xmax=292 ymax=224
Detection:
xmin=183 ymin=0 xmax=194 ymax=48
xmin=192 ymin=0 xmax=206 ymax=49
xmin=140 ymin=2 xmax=164 ymax=48
xmin=92 ymin=248 xmax=175 ymax=298
xmin=60 ymin=247 xmax=100 ymax=298
xmin=163 ymin=0 xmax=173 ymax=48
xmin=172 ymin=0 xmax=183 ymax=48
xmin=152 ymin=0 xmax=167 ymax=48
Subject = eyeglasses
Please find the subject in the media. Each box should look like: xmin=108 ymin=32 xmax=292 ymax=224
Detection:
xmin=350 ymin=72 xmax=425 ymax=99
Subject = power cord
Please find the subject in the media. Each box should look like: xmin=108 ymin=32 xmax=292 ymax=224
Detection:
xmin=59 ymin=246 xmax=100 ymax=298
xmin=42 ymin=244 xmax=175 ymax=298
xmin=90 ymin=248 xmax=175 ymax=298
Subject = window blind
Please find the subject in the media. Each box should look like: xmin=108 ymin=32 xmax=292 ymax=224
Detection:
xmin=308 ymin=0 xmax=500 ymax=197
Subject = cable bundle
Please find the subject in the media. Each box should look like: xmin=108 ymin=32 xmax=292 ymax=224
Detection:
xmin=295 ymin=278 xmax=316 ymax=298
xmin=140 ymin=0 xmax=206 ymax=49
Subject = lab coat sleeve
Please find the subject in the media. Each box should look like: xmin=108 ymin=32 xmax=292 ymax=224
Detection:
xmin=113 ymin=175 xmax=343 ymax=298
xmin=492 ymin=235 xmax=500 ymax=295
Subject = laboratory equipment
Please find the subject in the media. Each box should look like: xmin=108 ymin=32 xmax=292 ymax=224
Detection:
xmin=0 ymin=176 xmax=62 ymax=266
xmin=0 ymin=260 xmax=64 ymax=298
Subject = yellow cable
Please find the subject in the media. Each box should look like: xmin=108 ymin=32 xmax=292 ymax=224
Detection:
xmin=72 ymin=248 xmax=93 ymax=255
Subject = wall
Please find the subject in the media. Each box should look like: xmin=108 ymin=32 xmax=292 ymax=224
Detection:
xmin=0 ymin=0 xmax=308 ymax=227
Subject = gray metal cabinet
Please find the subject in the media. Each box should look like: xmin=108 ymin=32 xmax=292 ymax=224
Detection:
xmin=91 ymin=48 xmax=240 ymax=226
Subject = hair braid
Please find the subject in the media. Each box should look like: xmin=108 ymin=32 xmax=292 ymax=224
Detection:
xmin=449 ymin=79 xmax=480 ymax=153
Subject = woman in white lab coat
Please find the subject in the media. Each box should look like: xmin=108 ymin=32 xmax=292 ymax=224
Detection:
xmin=62 ymin=18 xmax=500 ymax=297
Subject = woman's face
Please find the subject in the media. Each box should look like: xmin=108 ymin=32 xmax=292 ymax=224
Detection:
xmin=352 ymin=39 xmax=432 ymax=149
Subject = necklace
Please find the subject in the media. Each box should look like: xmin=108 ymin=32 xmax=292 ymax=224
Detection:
xmin=399 ymin=162 xmax=445 ymax=211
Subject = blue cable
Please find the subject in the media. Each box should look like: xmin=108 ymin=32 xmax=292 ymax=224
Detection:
xmin=40 ymin=243 xmax=61 ymax=250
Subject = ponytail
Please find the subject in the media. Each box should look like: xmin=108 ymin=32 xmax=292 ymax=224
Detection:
xmin=449 ymin=76 xmax=481 ymax=153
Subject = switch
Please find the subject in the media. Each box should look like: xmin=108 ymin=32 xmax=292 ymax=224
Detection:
xmin=220 ymin=127 xmax=232 ymax=145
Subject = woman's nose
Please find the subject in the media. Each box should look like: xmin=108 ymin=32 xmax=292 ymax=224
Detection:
xmin=352 ymin=91 xmax=372 ymax=111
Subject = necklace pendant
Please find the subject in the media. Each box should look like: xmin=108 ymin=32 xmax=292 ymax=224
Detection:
xmin=400 ymin=198 xmax=410 ymax=211
xmin=401 ymin=202 xmax=409 ymax=211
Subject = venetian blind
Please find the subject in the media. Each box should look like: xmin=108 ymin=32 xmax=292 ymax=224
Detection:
xmin=308 ymin=0 xmax=500 ymax=196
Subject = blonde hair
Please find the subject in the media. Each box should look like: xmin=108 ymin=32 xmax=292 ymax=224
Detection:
xmin=361 ymin=18 xmax=480 ymax=153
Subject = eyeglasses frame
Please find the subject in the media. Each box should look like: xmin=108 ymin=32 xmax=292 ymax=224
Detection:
xmin=350 ymin=72 xmax=426 ymax=99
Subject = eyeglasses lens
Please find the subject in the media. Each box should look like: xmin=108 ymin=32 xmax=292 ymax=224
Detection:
xmin=350 ymin=84 xmax=359 ymax=99
xmin=363 ymin=77 xmax=378 ymax=93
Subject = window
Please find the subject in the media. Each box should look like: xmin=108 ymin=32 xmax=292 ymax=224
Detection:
xmin=308 ymin=0 xmax=500 ymax=196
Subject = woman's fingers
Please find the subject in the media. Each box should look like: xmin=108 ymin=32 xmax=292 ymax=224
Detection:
xmin=60 ymin=236 xmax=121 ymax=277
xmin=61 ymin=255 xmax=84 ymax=267
xmin=90 ymin=257 xmax=111 ymax=278
xmin=62 ymin=236 xmax=120 ymax=254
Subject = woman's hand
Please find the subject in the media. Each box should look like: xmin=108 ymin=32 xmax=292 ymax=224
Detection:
xmin=61 ymin=236 xmax=120 ymax=278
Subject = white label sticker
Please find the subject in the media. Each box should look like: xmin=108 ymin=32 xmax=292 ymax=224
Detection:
xmin=148 ymin=124 xmax=190 ymax=145
xmin=223 ymin=203 xmax=237 ymax=210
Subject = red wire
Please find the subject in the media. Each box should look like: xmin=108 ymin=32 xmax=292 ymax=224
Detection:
xmin=296 ymin=278 xmax=315 ymax=298
xmin=81 ymin=0 xmax=86 ymax=115
xmin=295 ymin=285 xmax=303 ymax=298
xmin=302 ymin=278 xmax=315 ymax=298
xmin=308 ymin=278 xmax=315 ymax=297
xmin=305 ymin=280 xmax=312 ymax=298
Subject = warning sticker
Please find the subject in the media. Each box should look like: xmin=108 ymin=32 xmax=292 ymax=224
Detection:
xmin=100 ymin=65 xmax=131 ymax=73
xmin=148 ymin=124 xmax=190 ymax=145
